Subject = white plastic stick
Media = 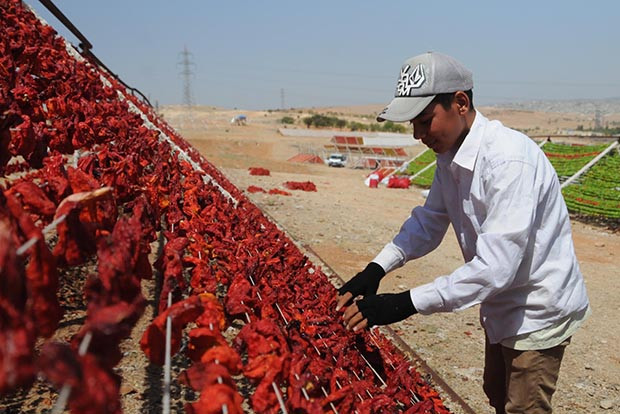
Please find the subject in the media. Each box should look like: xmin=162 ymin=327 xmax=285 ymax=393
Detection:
xmin=311 ymin=342 xmax=321 ymax=356
xmin=357 ymin=350 xmax=387 ymax=388
xmin=162 ymin=292 xmax=172 ymax=414
xmin=271 ymin=382 xmax=288 ymax=414
xmin=240 ymin=301 xmax=251 ymax=323
xmin=51 ymin=332 xmax=92 ymax=414
xmin=294 ymin=374 xmax=310 ymax=401
xmin=318 ymin=384 xmax=339 ymax=414
xmin=213 ymin=360 xmax=228 ymax=412
xmin=274 ymin=302 xmax=288 ymax=325
xmin=368 ymin=329 xmax=395 ymax=369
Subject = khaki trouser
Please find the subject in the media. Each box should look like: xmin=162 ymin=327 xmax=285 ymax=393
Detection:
xmin=483 ymin=336 xmax=570 ymax=414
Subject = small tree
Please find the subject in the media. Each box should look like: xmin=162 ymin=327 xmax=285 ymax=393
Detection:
xmin=280 ymin=116 xmax=295 ymax=125
xmin=350 ymin=122 xmax=367 ymax=131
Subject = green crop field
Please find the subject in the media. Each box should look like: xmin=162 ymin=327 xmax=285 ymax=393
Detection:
xmin=404 ymin=141 xmax=620 ymax=221
xmin=542 ymin=142 xmax=609 ymax=180
xmin=403 ymin=149 xmax=436 ymax=188
xmin=561 ymin=149 xmax=620 ymax=219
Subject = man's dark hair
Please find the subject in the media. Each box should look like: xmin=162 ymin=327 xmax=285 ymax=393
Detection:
xmin=433 ymin=89 xmax=474 ymax=111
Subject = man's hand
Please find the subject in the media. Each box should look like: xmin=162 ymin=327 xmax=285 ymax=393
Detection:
xmin=342 ymin=291 xmax=417 ymax=331
xmin=336 ymin=262 xmax=385 ymax=311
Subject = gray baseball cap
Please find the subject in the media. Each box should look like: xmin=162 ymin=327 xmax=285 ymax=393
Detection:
xmin=377 ymin=52 xmax=473 ymax=122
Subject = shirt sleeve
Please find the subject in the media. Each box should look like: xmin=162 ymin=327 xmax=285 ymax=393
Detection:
xmin=410 ymin=159 xmax=538 ymax=314
xmin=373 ymin=169 xmax=450 ymax=273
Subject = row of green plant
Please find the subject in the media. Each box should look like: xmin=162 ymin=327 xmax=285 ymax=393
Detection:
xmin=542 ymin=142 xmax=610 ymax=179
xmin=561 ymin=151 xmax=620 ymax=219
xmin=542 ymin=142 xmax=609 ymax=154
xmin=401 ymin=143 xmax=619 ymax=220
xmin=402 ymin=149 xmax=437 ymax=188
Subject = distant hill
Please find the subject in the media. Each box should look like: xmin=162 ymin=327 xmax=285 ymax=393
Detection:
xmin=490 ymin=98 xmax=620 ymax=116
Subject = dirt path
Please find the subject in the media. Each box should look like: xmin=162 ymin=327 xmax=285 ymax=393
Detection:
xmin=183 ymin=113 xmax=620 ymax=413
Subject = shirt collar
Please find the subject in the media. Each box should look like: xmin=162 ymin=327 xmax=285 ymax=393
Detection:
xmin=451 ymin=110 xmax=486 ymax=172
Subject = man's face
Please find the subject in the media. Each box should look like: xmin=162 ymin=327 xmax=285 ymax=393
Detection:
xmin=411 ymin=98 xmax=466 ymax=154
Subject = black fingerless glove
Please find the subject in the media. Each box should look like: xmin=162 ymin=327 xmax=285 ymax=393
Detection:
xmin=356 ymin=291 xmax=417 ymax=326
xmin=338 ymin=262 xmax=386 ymax=306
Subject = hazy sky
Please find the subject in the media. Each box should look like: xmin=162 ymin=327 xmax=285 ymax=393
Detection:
xmin=27 ymin=0 xmax=620 ymax=110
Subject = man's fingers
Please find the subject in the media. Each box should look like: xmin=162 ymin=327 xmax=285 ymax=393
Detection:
xmin=342 ymin=302 xmax=359 ymax=324
xmin=336 ymin=292 xmax=353 ymax=311
xmin=347 ymin=313 xmax=368 ymax=332
xmin=342 ymin=303 xmax=368 ymax=331
xmin=352 ymin=318 xmax=368 ymax=332
xmin=345 ymin=311 xmax=365 ymax=330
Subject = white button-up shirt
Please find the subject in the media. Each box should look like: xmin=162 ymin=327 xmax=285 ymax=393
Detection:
xmin=373 ymin=111 xmax=589 ymax=344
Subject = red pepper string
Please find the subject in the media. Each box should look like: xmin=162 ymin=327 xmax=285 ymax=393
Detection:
xmin=16 ymin=184 xmax=113 ymax=260
xmin=294 ymin=373 xmax=311 ymax=401
xmin=2 ymin=1 xmax=450 ymax=412
xmin=50 ymin=332 xmax=93 ymax=414
xmin=212 ymin=359 xmax=230 ymax=413
xmin=316 ymin=378 xmax=339 ymax=414
xmin=16 ymin=213 xmax=67 ymax=256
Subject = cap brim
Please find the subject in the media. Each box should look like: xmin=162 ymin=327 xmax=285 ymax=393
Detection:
xmin=376 ymin=95 xmax=435 ymax=122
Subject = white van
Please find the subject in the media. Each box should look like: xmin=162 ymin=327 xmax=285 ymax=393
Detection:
xmin=327 ymin=153 xmax=346 ymax=168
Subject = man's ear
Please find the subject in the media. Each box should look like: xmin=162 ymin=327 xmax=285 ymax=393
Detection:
xmin=454 ymin=91 xmax=470 ymax=115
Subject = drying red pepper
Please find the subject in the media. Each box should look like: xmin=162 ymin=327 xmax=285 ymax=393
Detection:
xmin=283 ymin=181 xmax=317 ymax=191
xmin=248 ymin=167 xmax=270 ymax=176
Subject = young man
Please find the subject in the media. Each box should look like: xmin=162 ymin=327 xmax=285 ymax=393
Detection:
xmin=336 ymin=52 xmax=590 ymax=414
